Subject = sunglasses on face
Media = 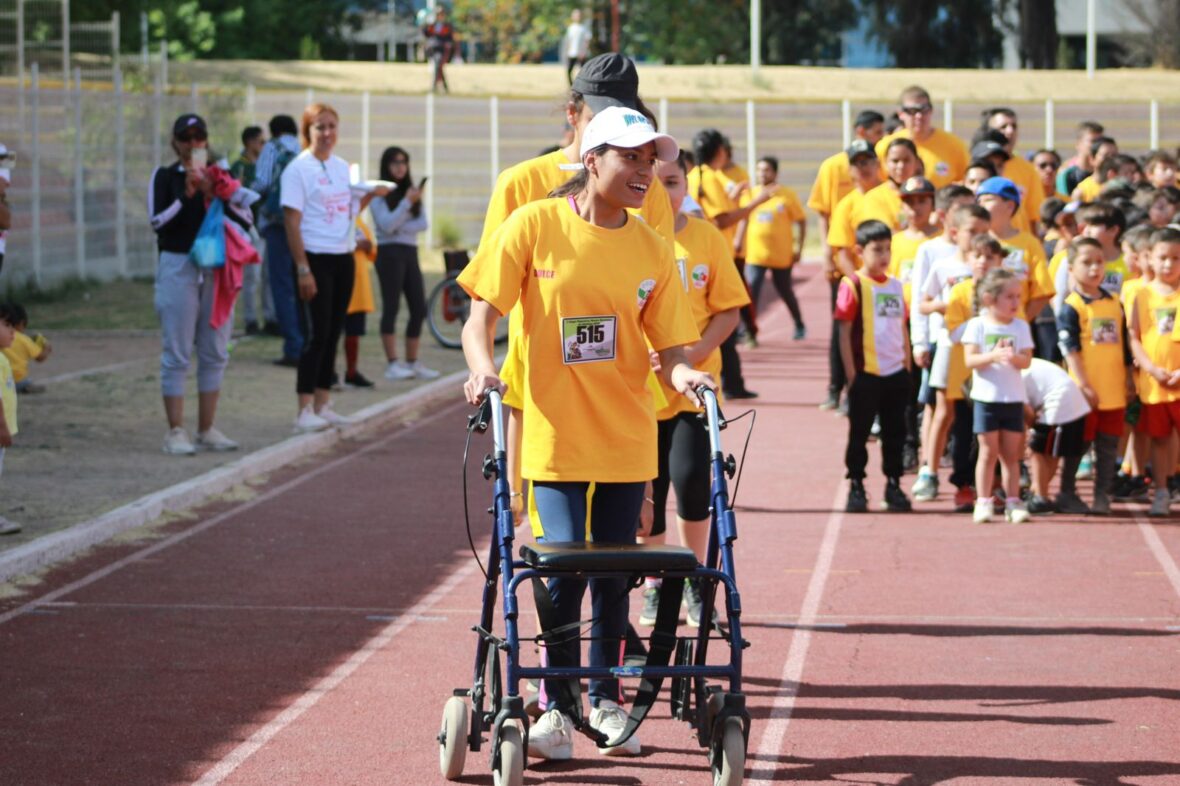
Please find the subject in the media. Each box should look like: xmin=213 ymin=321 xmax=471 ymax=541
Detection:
xmin=900 ymin=104 xmax=932 ymax=115
xmin=1035 ymin=160 xmax=1058 ymax=169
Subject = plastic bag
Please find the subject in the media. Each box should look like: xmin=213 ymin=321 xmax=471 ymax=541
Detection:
xmin=190 ymin=198 xmax=226 ymax=269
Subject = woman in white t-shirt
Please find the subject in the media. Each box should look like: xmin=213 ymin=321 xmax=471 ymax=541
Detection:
xmin=962 ymin=267 xmax=1035 ymax=523
xmin=563 ymin=9 xmax=591 ymax=84
xmin=282 ymin=103 xmax=388 ymax=432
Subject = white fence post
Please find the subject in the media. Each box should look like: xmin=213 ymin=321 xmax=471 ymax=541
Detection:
xmin=31 ymin=63 xmax=42 ymax=287
xmin=943 ymin=98 xmax=954 ymax=133
xmin=1044 ymin=98 xmax=1054 ymax=150
xmin=17 ymin=0 xmax=26 ymax=149
xmin=1150 ymin=100 xmax=1160 ymax=150
xmin=658 ymin=97 xmax=669 ymax=135
xmin=745 ymin=100 xmax=757 ymax=180
xmin=159 ymin=39 xmax=168 ymax=90
xmin=62 ymin=0 xmax=70 ymax=77
xmin=489 ymin=95 xmax=500 ymax=189
xmin=111 ymin=10 xmax=120 ymax=74
xmin=361 ymin=90 xmax=371 ymax=180
xmin=74 ymin=68 xmax=86 ymax=279
xmin=425 ymin=92 xmax=435 ymax=248
xmin=841 ymin=99 xmax=851 ymax=149
xmin=115 ymin=66 xmax=127 ymax=277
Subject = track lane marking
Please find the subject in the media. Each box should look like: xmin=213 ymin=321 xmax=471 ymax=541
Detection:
xmin=747 ymin=482 xmax=847 ymax=783
xmin=1132 ymin=510 xmax=1180 ymax=602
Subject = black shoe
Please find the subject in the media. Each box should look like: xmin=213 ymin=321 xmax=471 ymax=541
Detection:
xmin=263 ymin=321 xmax=282 ymax=336
xmin=883 ymin=478 xmax=912 ymax=512
xmin=818 ymin=390 xmax=840 ymax=411
xmin=1027 ymin=494 xmax=1056 ymax=514
xmin=846 ymin=480 xmax=868 ymax=513
xmin=244 ymin=321 xmax=260 ymax=336
xmin=273 ymin=356 xmax=300 ymax=368
xmin=343 ymin=371 xmax=376 ymax=389
xmin=902 ymin=445 xmax=920 ymax=473
xmin=725 ymin=388 xmax=758 ymax=400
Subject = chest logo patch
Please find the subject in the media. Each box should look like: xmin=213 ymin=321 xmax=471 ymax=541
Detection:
xmin=637 ymin=278 xmax=656 ymax=309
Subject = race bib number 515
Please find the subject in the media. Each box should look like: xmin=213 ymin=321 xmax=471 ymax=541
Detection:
xmin=561 ymin=315 xmax=617 ymax=364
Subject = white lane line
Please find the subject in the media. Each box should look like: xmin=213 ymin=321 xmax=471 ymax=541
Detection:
xmin=40 ymin=357 xmax=151 ymax=385
xmin=192 ymin=560 xmax=477 ymax=786
xmin=0 ymin=402 xmax=462 ymax=627
xmin=1133 ymin=511 xmax=1180 ymax=602
xmin=747 ymin=482 xmax=847 ymax=784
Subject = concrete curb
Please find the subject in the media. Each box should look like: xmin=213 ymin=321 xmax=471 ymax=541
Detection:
xmin=0 ymin=370 xmax=468 ymax=584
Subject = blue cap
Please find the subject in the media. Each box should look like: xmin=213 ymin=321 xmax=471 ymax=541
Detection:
xmin=976 ymin=176 xmax=1021 ymax=207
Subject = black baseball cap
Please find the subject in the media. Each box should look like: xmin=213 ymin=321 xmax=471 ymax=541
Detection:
xmin=172 ymin=113 xmax=207 ymax=138
xmin=970 ymin=139 xmax=1009 ymax=162
xmin=846 ymin=139 xmax=877 ymax=162
xmin=572 ymin=53 xmax=640 ymax=114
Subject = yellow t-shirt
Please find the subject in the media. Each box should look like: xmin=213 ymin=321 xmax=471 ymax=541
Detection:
xmin=480 ymin=148 xmax=676 ymax=409
xmin=1074 ymin=175 xmax=1102 ymax=204
xmin=457 ymin=198 xmax=699 ymax=482
xmin=998 ymin=230 xmax=1055 ymax=307
xmin=827 ymin=188 xmax=873 ymax=279
xmin=689 ymin=164 xmax=741 ymax=245
xmin=0 ymin=354 xmax=16 ymax=435
xmin=1134 ymin=285 xmax=1180 ymax=404
xmin=742 ymin=186 xmax=805 ymax=268
xmin=807 ymin=151 xmax=853 ymax=217
xmin=860 ymin=182 xmax=904 ymax=231
xmin=876 ymin=128 xmax=969 ymax=189
xmin=347 ymin=219 xmax=377 ymax=315
xmin=944 ymin=279 xmax=976 ymax=401
xmin=1 ymin=331 xmax=44 ymax=383
xmin=657 ymin=217 xmax=751 ymax=419
xmin=889 ymin=229 xmax=935 ymax=306
xmin=1002 ymin=154 xmax=1046 ymax=233
xmin=1060 ymin=289 xmax=1128 ymax=410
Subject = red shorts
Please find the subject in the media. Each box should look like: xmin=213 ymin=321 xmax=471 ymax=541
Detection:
xmin=1084 ymin=408 xmax=1126 ymax=441
xmin=1140 ymin=401 xmax=1180 ymax=439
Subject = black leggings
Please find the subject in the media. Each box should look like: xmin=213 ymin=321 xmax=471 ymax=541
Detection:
xmin=374 ymin=243 xmax=427 ymax=338
xmin=650 ymin=412 xmax=712 ymax=537
xmin=747 ymin=264 xmax=803 ymax=327
xmin=297 ymin=252 xmax=354 ymax=395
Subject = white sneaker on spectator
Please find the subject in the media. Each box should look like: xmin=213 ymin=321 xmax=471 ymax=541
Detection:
xmin=589 ymin=699 xmax=641 ymax=756
xmin=294 ymin=406 xmax=331 ymax=433
xmin=316 ymin=403 xmax=353 ymax=427
xmin=409 ymin=360 xmax=441 ymax=380
xmin=195 ymin=427 xmax=239 ymax=452
xmin=162 ymin=427 xmax=197 ymax=456
xmin=384 ymin=360 xmax=415 ymax=380
xmin=527 ymin=708 xmax=574 ymax=760
xmin=0 ymin=517 xmax=22 ymax=535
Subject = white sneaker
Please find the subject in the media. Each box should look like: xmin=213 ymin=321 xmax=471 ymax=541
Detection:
xmin=409 ymin=360 xmax=441 ymax=380
xmin=195 ymin=427 xmax=239 ymax=452
xmin=384 ymin=360 xmax=415 ymax=380
xmin=911 ymin=468 xmax=939 ymax=502
xmin=1150 ymin=488 xmax=1171 ymax=517
xmin=527 ymin=708 xmax=573 ymax=760
xmin=162 ymin=427 xmax=197 ymax=456
xmin=972 ymin=498 xmax=994 ymax=524
xmin=315 ymin=403 xmax=353 ymax=427
xmin=1005 ymin=501 xmax=1031 ymax=524
xmin=294 ymin=406 xmax=331 ymax=433
xmin=589 ymin=699 xmax=640 ymax=756
xmin=0 ymin=516 xmax=22 ymax=535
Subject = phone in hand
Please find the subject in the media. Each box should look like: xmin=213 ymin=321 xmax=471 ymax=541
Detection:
xmin=190 ymin=147 xmax=208 ymax=170
xmin=418 ymin=176 xmax=429 ymax=189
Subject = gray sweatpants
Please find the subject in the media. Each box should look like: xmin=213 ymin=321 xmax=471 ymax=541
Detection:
xmin=154 ymin=250 xmax=232 ymax=398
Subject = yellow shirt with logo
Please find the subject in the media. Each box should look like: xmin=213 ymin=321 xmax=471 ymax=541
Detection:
xmin=742 ymin=186 xmax=805 ymax=268
xmin=807 ymin=151 xmax=853 ymax=217
xmin=0 ymin=353 xmax=16 ymax=436
xmin=1134 ymin=285 xmax=1180 ymax=404
xmin=657 ymin=217 xmax=751 ymax=419
xmin=479 ymin=148 xmax=675 ymax=409
xmin=876 ymin=128 xmax=969 ymax=189
xmin=458 ymin=199 xmax=699 ymax=482
xmin=1060 ymin=289 xmax=1128 ymax=410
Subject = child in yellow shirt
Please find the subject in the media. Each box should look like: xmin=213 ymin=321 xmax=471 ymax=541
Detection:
xmin=0 ymin=303 xmax=19 ymax=534
xmin=0 ymin=303 xmax=52 ymax=394
xmin=739 ymin=156 xmax=807 ymax=339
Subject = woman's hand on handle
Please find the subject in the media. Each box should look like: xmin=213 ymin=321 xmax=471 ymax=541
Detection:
xmin=670 ymin=365 xmax=716 ymax=406
xmin=463 ymin=371 xmax=505 ymax=406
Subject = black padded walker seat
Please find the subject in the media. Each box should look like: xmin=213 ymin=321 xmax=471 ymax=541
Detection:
xmin=520 ymin=542 xmax=700 ymax=573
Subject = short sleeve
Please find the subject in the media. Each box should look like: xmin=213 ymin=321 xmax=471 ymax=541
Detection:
xmin=642 ymin=246 xmax=701 ymax=351
xmin=457 ymin=209 xmax=532 ymax=318
xmin=960 ymin=318 xmax=982 ymax=347
xmin=945 ymin=286 xmax=973 ymax=334
xmin=1016 ymin=320 xmax=1035 ymax=352
xmin=478 ymin=167 xmax=522 ymax=250
xmin=828 ymin=194 xmax=855 ymax=249
xmin=705 ymin=229 xmax=750 ymax=313
xmin=834 ymin=277 xmax=860 ymax=322
xmin=279 ymin=161 xmax=305 ymax=212
xmin=807 ymin=159 xmax=833 ymax=214
xmin=1056 ymin=300 xmax=1082 ymax=353
xmin=785 ymin=189 xmax=805 ymax=222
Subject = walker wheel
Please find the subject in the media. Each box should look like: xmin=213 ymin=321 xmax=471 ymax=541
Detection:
xmin=493 ymin=724 xmax=524 ymax=786
xmin=438 ymin=696 xmax=469 ymax=780
xmin=711 ymin=717 xmax=746 ymax=786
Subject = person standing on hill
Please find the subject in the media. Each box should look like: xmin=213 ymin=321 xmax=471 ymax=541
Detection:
xmin=563 ymin=9 xmax=592 ymax=84
xmin=423 ymin=8 xmax=455 ymax=94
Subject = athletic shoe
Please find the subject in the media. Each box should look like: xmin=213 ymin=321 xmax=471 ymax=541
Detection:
xmin=883 ymin=478 xmax=912 ymax=512
xmin=972 ymin=498 xmax=994 ymax=524
xmin=1091 ymin=492 xmax=1112 ymax=516
xmin=329 ymin=372 xmax=343 ymax=392
xmin=316 ymin=404 xmax=353 ymax=427
xmin=195 ymin=427 xmax=239 ymax=452
xmin=793 ymin=325 xmax=806 ymax=340
xmin=846 ymin=480 xmax=868 ymax=513
xmin=1076 ymin=453 xmax=1094 ymax=480
xmin=409 ymin=360 xmax=441 ymax=380
xmin=1054 ymin=491 xmax=1090 ymax=515
xmin=818 ymin=390 xmax=840 ymax=411
xmin=741 ymin=333 xmax=758 ymax=349
xmin=527 ymin=709 xmax=574 ymax=760
xmin=1149 ymin=488 xmax=1171 ymax=518
xmin=1113 ymin=474 xmax=1149 ymax=502
xmin=1169 ymin=476 xmax=1180 ymax=503
xmin=162 ymin=427 xmax=197 ymax=456
xmin=294 ymin=406 xmax=331 ymax=433
xmin=836 ymin=398 xmax=849 ymax=418
xmin=911 ymin=469 xmax=939 ymax=502
xmin=589 ymin=700 xmax=641 ymax=756
xmin=638 ymin=585 xmax=660 ymax=627
xmin=902 ymin=445 xmax=920 ymax=473
xmin=725 ymin=388 xmax=758 ymax=400
xmin=343 ymin=371 xmax=376 ymax=388
xmin=0 ymin=517 xmax=22 ymax=535
xmin=1005 ymin=501 xmax=1031 ymax=524
xmin=869 ymin=417 xmax=881 ymax=441
xmin=953 ymin=486 xmax=977 ymax=513
xmin=384 ymin=360 xmax=415 ymax=380
xmin=1027 ymin=494 xmax=1055 ymax=514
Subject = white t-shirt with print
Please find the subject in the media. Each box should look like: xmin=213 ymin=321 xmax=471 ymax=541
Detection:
xmin=280 ymin=151 xmax=358 ymax=255
xmin=909 ymin=235 xmax=956 ymax=346
xmin=1022 ymin=358 xmax=1091 ymax=425
xmin=961 ymin=315 xmax=1035 ymax=403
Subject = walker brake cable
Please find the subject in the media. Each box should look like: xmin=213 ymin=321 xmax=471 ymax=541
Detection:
xmin=461 ymin=398 xmax=492 ymax=579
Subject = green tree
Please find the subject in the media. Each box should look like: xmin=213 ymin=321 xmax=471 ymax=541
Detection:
xmin=623 ymin=0 xmax=747 ymax=63
xmin=762 ymin=0 xmax=857 ymax=64
xmin=861 ymin=0 xmax=1003 ymax=68
xmin=453 ymin=0 xmax=571 ymax=63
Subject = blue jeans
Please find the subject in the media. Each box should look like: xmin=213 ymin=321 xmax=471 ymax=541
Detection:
xmin=264 ymin=224 xmax=304 ymax=360
xmin=532 ymin=481 xmax=644 ymax=710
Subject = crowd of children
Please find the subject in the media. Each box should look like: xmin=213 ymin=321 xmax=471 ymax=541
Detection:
xmin=816 ymin=86 xmax=1180 ymax=520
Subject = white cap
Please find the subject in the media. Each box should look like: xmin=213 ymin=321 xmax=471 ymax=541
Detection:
xmin=579 ymin=106 xmax=678 ymax=164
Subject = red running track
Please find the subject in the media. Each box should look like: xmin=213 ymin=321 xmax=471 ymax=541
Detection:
xmin=3 ymin=264 xmax=1180 ymax=785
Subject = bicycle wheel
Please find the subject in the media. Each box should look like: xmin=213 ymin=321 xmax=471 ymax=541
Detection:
xmin=427 ymin=278 xmax=469 ymax=349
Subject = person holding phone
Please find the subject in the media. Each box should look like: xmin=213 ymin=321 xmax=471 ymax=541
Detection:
xmin=147 ymin=114 xmax=240 ymax=456
xmin=371 ymin=146 xmax=437 ymax=381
